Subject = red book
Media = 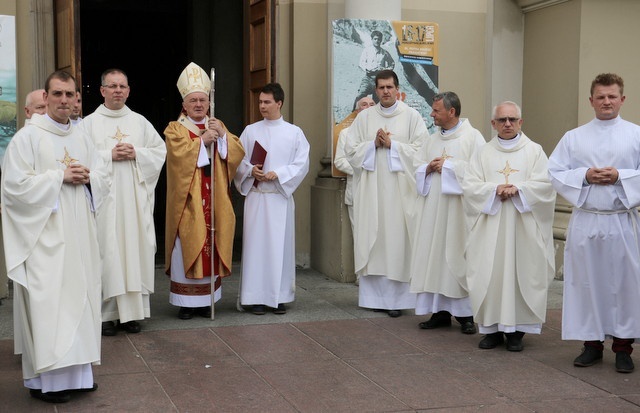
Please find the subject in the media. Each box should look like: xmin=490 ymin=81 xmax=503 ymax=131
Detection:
xmin=250 ymin=141 xmax=267 ymax=187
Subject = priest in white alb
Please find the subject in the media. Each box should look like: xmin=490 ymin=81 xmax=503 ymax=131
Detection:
xmin=345 ymin=70 xmax=427 ymax=317
xmin=462 ymin=101 xmax=555 ymax=352
xmin=234 ymin=82 xmax=309 ymax=315
xmin=549 ymin=73 xmax=640 ymax=373
xmin=410 ymin=92 xmax=484 ymax=334
xmin=84 ymin=68 xmax=166 ymax=336
xmin=2 ymin=71 xmax=107 ymax=403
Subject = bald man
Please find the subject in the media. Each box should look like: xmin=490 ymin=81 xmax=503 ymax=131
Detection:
xmin=24 ymin=89 xmax=46 ymax=124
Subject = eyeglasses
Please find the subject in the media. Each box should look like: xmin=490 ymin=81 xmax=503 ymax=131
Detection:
xmin=102 ymin=84 xmax=129 ymax=90
xmin=495 ymin=117 xmax=520 ymax=124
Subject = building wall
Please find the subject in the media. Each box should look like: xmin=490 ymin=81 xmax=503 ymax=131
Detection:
xmin=522 ymin=0 xmax=581 ymax=155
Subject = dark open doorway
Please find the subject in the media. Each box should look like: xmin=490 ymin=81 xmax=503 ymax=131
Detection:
xmin=79 ymin=0 xmax=245 ymax=263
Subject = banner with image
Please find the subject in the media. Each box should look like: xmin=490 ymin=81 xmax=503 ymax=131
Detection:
xmin=331 ymin=19 xmax=439 ymax=177
xmin=0 ymin=15 xmax=17 ymax=165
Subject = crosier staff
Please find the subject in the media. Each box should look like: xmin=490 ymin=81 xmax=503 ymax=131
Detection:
xmin=209 ymin=67 xmax=216 ymax=320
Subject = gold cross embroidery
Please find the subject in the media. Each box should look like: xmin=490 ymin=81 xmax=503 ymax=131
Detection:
xmin=441 ymin=148 xmax=453 ymax=160
xmin=58 ymin=147 xmax=78 ymax=168
xmin=497 ymin=160 xmax=519 ymax=184
xmin=111 ymin=126 xmax=129 ymax=142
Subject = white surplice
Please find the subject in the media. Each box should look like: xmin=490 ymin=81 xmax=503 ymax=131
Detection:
xmin=410 ymin=119 xmax=485 ymax=316
xmin=2 ymin=113 xmax=106 ymax=390
xmin=83 ymin=104 xmax=166 ymax=323
xmin=549 ymin=116 xmax=640 ymax=341
xmin=462 ymin=133 xmax=555 ymax=333
xmin=234 ymin=117 xmax=310 ymax=308
xmin=345 ymin=101 xmax=427 ymax=310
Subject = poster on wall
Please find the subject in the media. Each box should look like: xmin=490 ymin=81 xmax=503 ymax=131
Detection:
xmin=331 ymin=19 xmax=439 ymax=177
xmin=0 ymin=15 xmax=17 ymax=165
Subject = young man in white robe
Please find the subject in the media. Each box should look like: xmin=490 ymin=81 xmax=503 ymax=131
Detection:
xmin=234 ymin=83 xmax=310 ymax=315
xmin=83 ymin=68 xmax=166 ymax=336
xmin=410 ymin=92 xmax=485 ymax=333
xmin=345 ymin=70 xmax=427 ymax=317
xmin=462 ymin=101 xmax=555 ymax=351
xmin=2 ymin=70 xmax=107 ymax=403
xmin=549 ymin=73 xmax=640 ymax=373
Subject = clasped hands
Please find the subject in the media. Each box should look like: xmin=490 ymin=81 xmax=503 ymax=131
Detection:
xmin=252 ymin=164 xmax=278 ymax=182
xmin=496 ymin=184 xmax=518 ymax=202
xmin=375 ymin=128 xmax=392 ymax=149
xmin=586 ymin=167 xmax=618 ymax=185
xmin=64 ymin=163 xmax=90 ymax=185
xmin=112 ymin=142 xmax=136 ymax=161
xmin=202 ymin=117 xmax=225 ymax=147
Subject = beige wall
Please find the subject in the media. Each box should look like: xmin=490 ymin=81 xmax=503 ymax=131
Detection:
xmin=578 ymin=0 xmax=640 ymax=126
xmin=405 ymin=2 xmax=488 ymax=137
xmin=522 ymin=0 xmax=581 ymax=155
xmin=523 ymin=0 xmax=640 ymax=156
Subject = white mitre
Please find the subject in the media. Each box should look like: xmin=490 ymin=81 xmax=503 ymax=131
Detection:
xmin=177 ymin=62 xmax=211 ymax=99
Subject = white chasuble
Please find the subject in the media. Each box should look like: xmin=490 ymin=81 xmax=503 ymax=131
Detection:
xmin=462 ymin=134 xmax=555 ymax=328
xmin=2 ymin=114 xmax=104 ymax=381
xmin=83 ymin=104 xmax=166 ymax=322
xmin=410 ymin=119 xmax=485 ymax=315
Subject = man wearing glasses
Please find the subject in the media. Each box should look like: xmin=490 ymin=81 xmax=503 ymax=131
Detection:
xmin=462 ymin=101 xmax=556 ymax=352
xmin=83 ymin=68 xmax=166 ymax=336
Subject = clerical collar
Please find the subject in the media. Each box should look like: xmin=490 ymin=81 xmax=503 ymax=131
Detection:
xmin=497 ymin=132 xmax=521 ymax=149
xmin=44 ymin=113 xmax=71 ymax=131
xmin=188 ymin=116 xmax=206 ymax=125
xmin=594 ymin=115 xmax=621 ymax=126
xmin=441 ymin=120 xmax=462 ymax=136
xmin=380 ymin=100 xmax=399 ymax=114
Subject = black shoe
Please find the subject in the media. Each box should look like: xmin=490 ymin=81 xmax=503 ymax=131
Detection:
xmin=573 ymin=346 xmax=603 ymax=367
xmin=178 ymin=307 xmax=195 ymax=320
xmin=419 ymin=311 xmax=452 ymax=329
xmin=119 ymin=320 xmax=141 ymax=334
xmin=252 ymin=305 xmax=266 ymax=315
xmin=616 ymin=352 xmax=635 ymax=373
xmin=101 ymin=321 xmax=117 ymax=336
xmin=29 ymin=389 xmax=71 ymax=403
xmin=459 ymin=321 xmax=477 ymax=335
xmin=505 ymin=332 xmax=525 ymax=352
xmin=196 ymin=306 xmax=212 ymax=318
xmin=69 ymin=383 xmax=98 ymax=393
xmin=479 ymin=332 xmax=504 ymax=349
xmin=273 ymin=304 xmax=287 ymax=315
xmin=387 ymin=310 xmax=402 ymax=318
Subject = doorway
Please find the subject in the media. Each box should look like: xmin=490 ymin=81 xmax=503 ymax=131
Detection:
xmin=79 ymin=0 xmax=245 ymax=261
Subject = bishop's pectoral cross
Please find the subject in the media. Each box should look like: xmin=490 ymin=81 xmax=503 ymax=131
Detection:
xmin=58 ymin=147 xmax=78 ymax=168
xmin=111 ymin=126 xmax=129 ymax=142
xmin=497 ymin=160 xmax=519 ymax=184
xmin=441 ymin=148 xmax=453 ymax=160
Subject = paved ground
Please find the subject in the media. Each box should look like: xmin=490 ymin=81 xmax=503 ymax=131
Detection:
xmin=1 ymin=266 xmax=640 ymax=412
